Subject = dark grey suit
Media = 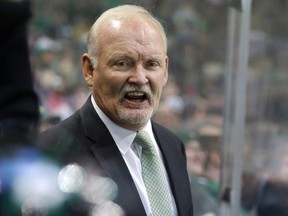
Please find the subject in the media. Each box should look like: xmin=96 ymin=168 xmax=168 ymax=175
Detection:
xmin=38 ymin=96 xmax=193 ymax=216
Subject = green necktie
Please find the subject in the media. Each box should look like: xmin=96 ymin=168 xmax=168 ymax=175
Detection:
xmin=134 ymin=130 xmax=174 ymax=216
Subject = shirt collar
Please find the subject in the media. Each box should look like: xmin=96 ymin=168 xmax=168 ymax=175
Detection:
xmin=91 ymin=96 xmax=153 ymax=155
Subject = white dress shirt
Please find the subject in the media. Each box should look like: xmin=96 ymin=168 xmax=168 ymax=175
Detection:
xmin=91 ymin=96 xmax=177 ymax=216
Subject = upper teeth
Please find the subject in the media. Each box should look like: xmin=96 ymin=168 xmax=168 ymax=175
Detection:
xmin=127 ymin=92 xmax=144 ymax=96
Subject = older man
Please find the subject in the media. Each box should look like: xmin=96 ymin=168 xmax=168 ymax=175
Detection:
xmin=38 ymin=5 xmax=193 ymax=216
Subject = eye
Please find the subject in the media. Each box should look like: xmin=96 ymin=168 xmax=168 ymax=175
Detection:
xmin=115 ymin=60 xmax=127 ymax=67
xmin=113 ymin=59 xmax=133 ymax=70
xmin=146 ymin=60 xmax=161 ymax=70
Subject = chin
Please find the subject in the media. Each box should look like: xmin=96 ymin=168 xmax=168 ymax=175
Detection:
xmin=118 ymin=109 xmax=153 ymax=126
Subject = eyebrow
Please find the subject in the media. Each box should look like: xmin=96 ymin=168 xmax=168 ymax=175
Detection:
xmin=112 ymin=53 xmax=132 ymax=58
xmin=107 ymin=52 xmax=165 ymax=63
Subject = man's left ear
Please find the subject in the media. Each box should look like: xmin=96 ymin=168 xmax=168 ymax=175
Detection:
xmin=163 ymin=56 xmax=169 ymax=86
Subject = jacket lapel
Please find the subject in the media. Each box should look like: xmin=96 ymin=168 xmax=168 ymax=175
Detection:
xmin=152 ymin=122 xmax=192 ymax=216
xmin=78 ymin=98 xmax=146 ymax=216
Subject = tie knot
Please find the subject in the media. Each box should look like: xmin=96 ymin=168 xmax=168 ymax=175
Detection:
xmin=135 ymin=130 xmax=154 ymax=151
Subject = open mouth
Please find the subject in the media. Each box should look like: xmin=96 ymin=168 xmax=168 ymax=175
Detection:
xmin=124 ymin=91 xmax=148 ymax=103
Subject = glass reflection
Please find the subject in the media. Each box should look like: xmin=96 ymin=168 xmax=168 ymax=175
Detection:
xmin=58 ymin=163 xmax=86 ymax=193
xmin=90 ymin=201 xmax=124 ymax=216
xmin=81 ymin=176 xmax=118 ymax=205
xmin=12 ymin=161 xmax=64 ymax=209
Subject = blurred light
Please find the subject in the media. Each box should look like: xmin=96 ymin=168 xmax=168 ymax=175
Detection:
xmin=90 ymin=201 xmax=124 ymax=216
xmin=58 ymin=163 xmax=86 ymax=193
xmin=81 ymin=176 xmax=118 ymax=205
xmin=12 ymin=161 xmax=64 ymax=209
xmin=21 ymin=197 xmax=48 ymax=216
xmin=202 ymin=213 xmax=216 ymax=216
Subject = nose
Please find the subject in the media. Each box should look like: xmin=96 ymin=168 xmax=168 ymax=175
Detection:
xmin=128 ymin=65 xmax=148 ymax=85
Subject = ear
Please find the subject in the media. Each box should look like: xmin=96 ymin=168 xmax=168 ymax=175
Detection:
xmin=163 ymin=56 xmax=169 ymax=86
xmin=82 ymin=53 xmax=94 ymax=87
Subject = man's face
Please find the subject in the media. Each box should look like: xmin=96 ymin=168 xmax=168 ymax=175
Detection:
xmin=83 ymin=17 xmax=168 ymax=131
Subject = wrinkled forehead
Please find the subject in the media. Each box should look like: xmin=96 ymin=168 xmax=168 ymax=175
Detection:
xmin=89 ymin=14 xmax=167 ymax=55
xmin=98 ymin=17 xmax=166 ymax=52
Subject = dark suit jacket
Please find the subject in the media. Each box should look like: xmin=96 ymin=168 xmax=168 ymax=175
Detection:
xmin=37 ymin=97 xmax=193 ymax=216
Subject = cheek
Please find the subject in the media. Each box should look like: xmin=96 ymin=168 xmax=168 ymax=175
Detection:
xmin=95 ymin=81 xmax=116 ymax=98
xmin=95 ymin=73 xmax=126 ymax=97
xmin=151 ymin=74 xmax=166 ymax=91
xmin=153 ymin=81 xmax=165 ymax=98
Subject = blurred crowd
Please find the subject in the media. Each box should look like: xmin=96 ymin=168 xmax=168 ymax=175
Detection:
xmin=4 ymin=0 xmax=288 ymax=215
xmin=29 ymin=0 xmax=226 ymax=130
xmin=27 ymin=2 xmax=226 ymax=215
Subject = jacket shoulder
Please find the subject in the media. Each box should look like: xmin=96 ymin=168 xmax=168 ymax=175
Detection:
xmin=36 ymin=111 xmax=84 ymax=161
xmin=152 ymin=121 xmax=183 ymax=143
